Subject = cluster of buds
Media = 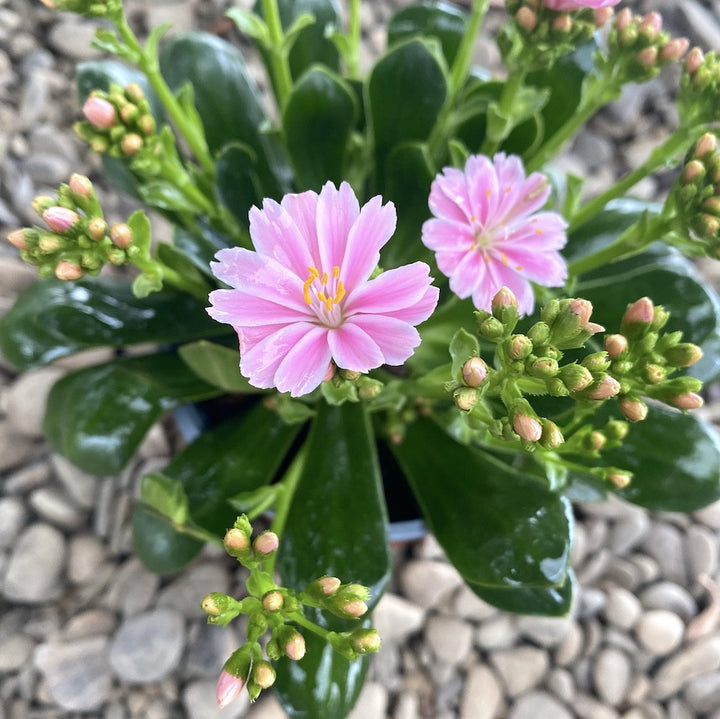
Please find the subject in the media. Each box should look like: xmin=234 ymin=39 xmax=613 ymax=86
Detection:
xmin=667 ymin=133 xmax=720 ymax=258
xmin=321 ymin=365 xmax=385 ymax=404
xmin=75 ymin=83 xmax=158 ymax=166
xmin=501 ymin=0 xmax=612 ymax=69
xmin=605 ymin=297 xmax=704 ymax=418
xmin=6 ymin=175 xmax=134 ymax=280
xmin=201 ymin=516 xmax=380 ymax=708
xmin=607 ymin=9 xmax=689 ymax=82
xmin=679 ymin=48 xmax=720 ymax=125
xmin=40 ymin=0 xmax=123 ymax=18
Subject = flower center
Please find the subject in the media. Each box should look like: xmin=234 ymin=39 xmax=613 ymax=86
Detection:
xmin=470 ymin=216 xmax=523 ymax=271
xmin=303 ymin=265 xmax=345 ymax=327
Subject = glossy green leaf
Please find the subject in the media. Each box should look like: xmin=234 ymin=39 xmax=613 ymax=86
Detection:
xmin=172 ymin=224 xmax=229 ymax=279
xmin=387 ymin=1 xmax=468 ymax=66
xmin=132 ymin=501 xmax=204 ymax=574
xmin=283 ymin=67 xmax=357 ymax=191
xmin=164 ymin=400 xmax=301 ymax=535
xmin=139 ymin=472 xmax=189 ymax=524
xmin=368 ymin=39 xmax=447 ymax=192
xmin=0 ymin=278 xmax=222 ymax=370
xmin=470 ymin=570 xmax=575 ymax=617
xmin=43 ymin=352 xmax=220 ymax=475
xmin=604 ymin=405 xmax=720 ymax=512
xmin=159 ymin=32 xmax=291 ymax=197
xmin=179 ymin=340 xmax=265 ymax=394
xmin=449 ymin=328 xmax=480 ymax=380
xmin=391 ymin=416 xmax=573 ymax=588
xmin=381 ymin=142 xmax=436 ymax=268
xmin=137 ymin=179 xmax=205 ymax=213
xmin=277 ymin=401 xmax=391 ymax=600
xmin=215 ymin=142 xmax=264 ymax=226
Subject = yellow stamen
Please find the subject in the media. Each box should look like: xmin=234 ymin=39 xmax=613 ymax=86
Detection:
xmin=325 ymin=298 xmax=333 ymax=312
xmin=317 ymin=291 xmax=327 ymax=303
xmin=334 ymin=281 xmax=345 ymax=303
xmin=308 ymin=266 xmax=319 ymax=278
xmin=321 ymin=271 xmax=329 ymax=286
xmin=332 ymin=266 xmax=340 ymax=279
xmin=501 ymin=252 xmax=509 ymax=266
xmin=485 ymin=189 xmax=491 ymax=199
xmin=535 ymin=228 xmax=544 ymax=235
xmin=516 ymin=264 xmax=524 ymax=271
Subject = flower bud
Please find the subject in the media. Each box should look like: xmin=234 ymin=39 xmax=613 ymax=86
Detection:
xmin=223 ymin=527 xmax=250 ymax=555
xmin=350 ymin=628 xmax=382 ymax=655
xmin=638 ymin=11 xmax=662 ymax=39
xmin=357 ymin=377 xmax=383 ymax=400
xmin=694 ymin=134 xmax=718 ymax=160
xmin=55 ymin=260 xmax=83 ymax=281
xmin=513 ymin=413 xmax=542 ymax=443
xmin=252 ymin=661 xmax=276 ymax=689
xmin=585 ymin=375 xmax=621 ymax=400
xmin=87 ymin=217 xmax=107 ymax=241
xmin=478 ymin=316 xmax=504 ymax=341
xmin=604 ymin=334 xmax=628 ymax=359
xmin=216 ymin=670 xmax=245 ymax=709
xmin=585 ymin=322 xmax=605 ymax=336
xmin=527 ymin=321 xmax=550 ymax=346
xmin=552 ymin=14 xmax=572 ymax=33
xmin=665 ymin=342 xmax=703 ymax=367
xmin=516 ymin=6 xmax=536 ymax=31
xmin=139 ymin=114 xmax=156 ymax=136
xmin=508 ymin=334 xmax=533 ymax=361
xmin=671 ymin=392 xmax=704 ymax=410
xmin=38 ymin=235 xmax=63 ymax=253
xmin=608 ymin=471 xmax=631 ymax=489
xmin=540 ymin=420 xmax=564 ymax=450
xmin=43 ymin=207 xmax=80 ymax=233
xmin=569 ymin=299 xmax=593 ymax=329
xmin=581 ymin=351 xmax=611 ymax=373
xmin=604 ymin=420 xmax=629 ymax=441
xmin=7 ymin=229 xmax=28 ymax=250
xmin=32 ymin=195 xmax=55 ymax=216
xmin=636 ymin=47 xmax=658 ymax=69
xmin=644 ymin=363 xmax=666 ymax=384
xmin=109 ymin=223 xmax=132 ymax=249
xmin=454 ymin=386 xmax=479 ymax=412
xmin=40 ymin=0 xmax=57 ymax=7
xmin=586 ymin=431 xmax=606 ymax=452
xmin=82 ymin=96 xmax=116 ymax=129
xmin=253 ymin=530 xmax=279 ymax=556
xmin=262 ymin=590 xmax=284 ymax=612
xmin=306 ymin=576 xmax=341 ymax=599
xmin=339 ymin=368 xmax=361 ymax=382
xmin=686 ymin=46 xmax=705 ymax=74
xmin=68 ymin=173 xmax=94 ymax=199
xmin=622 ymin=297 xmax=654 ymax=330
xmin=529 ymin=357 xmax=559 ymax=378
xmin=618 ymin=396 xmax=648 ymax=422
xmin=595 ymin=7 xmax=614 ymax=27
xmin=615 ymin=7 xmax=632 ymax=32
xmin=120 ymin=103 xmax=139 ymax=124
xmin=661 ymin=37 xmax=690 ymax=62
xmin=121 ymin=133 xmax=143 ymax=155
xmin=683 ymin=159 xmax=706 ymax=184
xmin=462 ymin=357 xmax=488 ymax=387
xmin=492 ymin=286 xmax=517 ymax=314
xmin=559 ymin=363 xmax=593 ymax=392
xmin=285 ymin=631 xmax=306 ymax=661
xmin=201 ymin=592 xmax=231 ymax=617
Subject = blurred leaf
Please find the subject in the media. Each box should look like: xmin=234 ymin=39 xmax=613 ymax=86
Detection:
xmin=179 ymin=340 xmax=265 ymax=394
xmin=449 ymin=328 xmax=480 ymax=380
xmin=139 ymin=472 xmax=189 ymax=524
xmin=215 ymin=142 xmax=264 ymax=226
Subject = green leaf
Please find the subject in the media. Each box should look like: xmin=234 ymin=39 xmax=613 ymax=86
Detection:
xmin=137 ymin=179 xmax=205 ymax=213
xmin=139 ymin=472 xmax=189 ymax=524
xmin=283 ymin=67 xmax=357 ymax=191
xmin=226 ymin=7 xmax=271 ymax=46
xmin=164 ymin=400 xmax=301 ymax=535
xmin=603 ymin=405 xmax=720 ymax=512
xmin=179 ymin=340 xmax=265 ymax=394
xmin=391 ymin=416 xmax=573 ymax=588
xmin=159 ymin=32 xmax=291 ymax=197
xmin=172 ymin=224 xmax=229 ymax=279
xmin=0 ymin=278 xmax=222 ymax=370
xmin=470 ymin=570 xmax=575 ymax=616
xmin=387 ymin=1 xmax=468 ymax=66
xmin=368 ymin=39 xmax=448 ymax=192
xmin=449 ymin=328 xmax=480 ymax=380
xmin=277 ymin=401 xmax=391 ymax=600
xmin=132 ymin=501 xmax=204 ymax=574
xmin=215 ymin=142 xmax=264 ymax=226
xmin=43 ymin=352 xmax=220 ymax=475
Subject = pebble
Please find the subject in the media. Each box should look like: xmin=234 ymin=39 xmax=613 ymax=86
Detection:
xmin=652 ymin=636 xmax=720 ymax=700
xmin=33 ymin=636 xmax=112 ymax=711
xmin=603 ymin=586 xmax=643 ymax=631
xmin=105 ymin=558 xmax=161 ymax=617
xmin=641 ymin=523 xmax=688 ymax=586
xmin=244 ymin=695 xmax=286 ymax=719
xmin=67 ymin=534 xmax=108 ymax=585
xmin=546 ymin=667 xmax=575 ymax=703
xmin=640 ymin=582 xmax=699 ymax=621
xmin=683 ymin=671 xmax=720 ymax=713
xmin=516 ymin=614 xmax=572 ymax=648
xmin=635 ymin=610 xmax=685 ymax=656
xmin=425 ymin=615 xmax=473 ymax=664
xmin=476 ymin=615 xmax=519 ymax=650
xmin=687 ymin=525 xmax=718 ymax=579
xmin=399 ymin=560 xmax=463 ymax=608
xmin=0 ymin=421 xmax=36 ymax=472
xmin=507 ymin=690 xmax=573 ymax=719
xmin=157 ymin=563 xmax=230 ymax=618
xmin=2 ymin=522 xmax=66 ymax=603
xmin=0 ymin=633 xmax=35 ymax=673
xmin=109 ymin=608 xmax=185 ymax=683
xmin=0 ymin=496 xmax=27 ymax=549
xmin=51 ymin=453 xmax=98 ymax=510
xmin=29 ymin=485 xmax=87 ymax=530
xmin=373 ymin=593 xmax=425 ymax=645
xmin=554 ymin=620 xmax=584 ymax=666
xmin=459 ymin=665 xmax=502 ymax=719
xmin=490 ymin=646 xmax=549 ymax=697
xmin=183 ymin=621 xmax=240 ymax=680
xmin=593 ymin=647 xmax=631 ymax=706
xmin=346 ymin=681 xmax=388 ymax=719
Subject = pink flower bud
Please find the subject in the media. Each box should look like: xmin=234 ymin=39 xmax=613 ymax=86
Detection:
xmin=253 ymin=530 xmax=279 ymax=556
xmin=216 ymin=670 xmax=245 ymax=709
xmin=513 ymin=413 xmax=542 ymax=442
xmin=109 ymin=223 xmax=132 ymax=249
xmin=686 ymin=47 xmax=705 ymax=74
xmin=586 ymin=375 xmax=621 ymax=400
xmin=636 ymin=47 xmax=658 ymax=69
xmin=492 ymin=286 xmax=517 ymax=312
xmin=615 ymin=7 xmax=633 ymax=32
xmin=608 ymin=471 xmax=631 ymax=489
xmin=252 ymin=661 xmax=276 ymax=689
xmin=618 ymin=397 xmax=648 ymax=422
xmin=317 ymin=576 xmax=341 ymax=595
xmin=262 ymin=590 xmax=284 ymax=612
xmin=671 ymin=392 xmax=704 ymax=410
xmin=323 ymin=363 xmax=335 ymax=382
xmin=88 ymin=217 xmax=107 ymax=241
xmin=661 ymin=37 xmax=689 ymax=62
xmin=55 ymin=260 xmax=83 ymax=281
xmin=342 ymin=599 xmax=368 ymax=618
xmin=124 ymin=82 xmax=145 ymax=103
xmin=462 ymin=357 xmax=488 ymax=387
xmin=694 ymin=133 xmax=718 ymax=160
xmin=285 ymin=632 xmax=306 ymax=661
xmin=43 ymin=206 xmax=79 ymax=233
xmin=587 ymin=431 xmax=606 ymax=451
xmin=604 ymin=334 xmax=628 ymax=358
xmin=683 ymin=159 xmax=706 ymax=183
xmin=40 ymin=0 xmax=57 ymax=9
xmin=623 ymin=297 xmax=654 ymax=326
xmin=223 ymin=527 xmax=249 ymax=554
xmin=516 ymin=7 xmax=537 ymax=31
xmin=569 ymin=298 xmax=593 ymax=330
xmin=121 ymin=133 xmax=143 ymax=156
xmin=552 ymin=14 xmax=572 ymax=33
xmin=594 ymin=7 xmax=614 ymax=27
xmin=82 ymin=96 xmax=117 ymax=129
xmin=7 ymin=229 xmax=28 ymax=251
xmin=68 ymin=173 xmax=94 ymax=199
xmin=638 ymin=11 xmax=662 ymax=39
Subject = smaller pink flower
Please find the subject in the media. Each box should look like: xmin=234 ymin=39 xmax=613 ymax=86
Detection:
xmin=543 ymin=0 xmax=621 ymax=10
xmin=422 ymin=153 xmax=568 ymax=316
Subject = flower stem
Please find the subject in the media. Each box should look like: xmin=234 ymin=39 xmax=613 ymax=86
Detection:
xmin=480 ymin=67 xmax=527 ymax=156
xmin=261 ymin=0 xmax=294 ymax=111
xmin=347 ymin=0 xmax=361 ymax=79
xmin=288 ymin=611 xmax=333 ymax=641
xmin=568 ymin=126 xmax=700 ymax=232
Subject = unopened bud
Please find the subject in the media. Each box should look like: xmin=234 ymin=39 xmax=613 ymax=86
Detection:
xmin=615 ymin=7 xmax=632 ymax=32
xmin=40 ymin=0 xmax=57 ymax=7
xmin=454 ymin=386 xmax=479 ymax=412
xmin=121 ymin=133 xmax=143 ymax=155
xmin=252 ymin=661 xmax=276 ymax=689
xmin=508 ymin=334 xmax=533 ymax=361
xmin=513 ymin=413 xmax=542 ymax=442
xmin=686 ymin=46 xmax=705 ymax=74
xmin=120 ymin=103 xmax=139 ymax=124
xmin=608 ymin=471 xmax=631 ymax=489
xmin=638 ymin=11 xmax=662 ymax=39
xmin=644 ymin=363 xmax=666 ymax=384
xmin=262 ymin=590 xmax=284 ymax=612
xmin=138 ymin=114 xmax=156 ymax=136
xmin=560 ymin=363 xmax=594 ymax=392
xmin=568 ymin=299 xmax=593 ymax=330
xmin=223 ymin=527 xmax=250 ymax=554
xmin=516 ymin=6 xmax=536 ymax=31
xmin=285 ymin=631 xmax=306 ymax=661
xmin=341 ymin=600 xmax=368 ymax=618
xmin=87 ymin=217 xmax=107 ymax=241
xmin=478 ymin=316 xmax=504 ymax=341
xmin=585 ymin=375 xmax=621 ymax=400
xmin=586 ymin=431 xmax=606 ymax=452
xmin=622 ymin=297 xmax=654 ymax=328
xmin=586 ymin=322 xmax=605 ymax=336
xmin=357 ymin=377 xmax=383 ymax=400
xmin=253 ymin=530 xmax=279 ymax=556
xmin=82 ymin=96 xmax=116 ymax=129
xmin=55 ymin=260 xmax=83 ymax=281
xmin=529 ymin=357 xmax=559 ymax=378
xmin=201 ymin=592 xmax=228 ymax=617
xmin=540 ymin=420 xmax=564 ymax=450
xmin=605 ymin=334 xmax=628 ymax=358
xmin=7 ymin=229 xmax=28 ymax=251
xmin=316 ymin=576 xmax=341 ymax=596
xmin=618 ymin=396 xmax=648 ymax=422
xmin=636 ymin=47 xmax=658 ymax=69
xmin=665 ymin=342 xmax=703 ymax=367
xmin=462 ymin=357 xmax=488 ymax=387
xmin=216 ymin=670 xmax=245 ymax=709
xmin=350 ymin=628 xmax=381 ymax=655
xmin=552 ymin=14 xmax=572 ymax=33
xmin=109 ymin=222 xmax=132 ymax=249
xmin=492 ymin=286 xmax=517 ymax=313
xmin=595 ymin=7 xmax=614 ymax=27
xmin=43 ymin=206 xmax=79 ymax=233
xmin=581 ymin=351 xmax=611 ymax=373
xmin=671 ymin=392 xmax=704 ymax=410
xmin=32 ymin=195 xmax=55 ymax=215
xmin=124 ymin=82 xmax=145 ymax=102
xmin=683 ymin=159 xmax=706 ymax=183
xmin=68 ymin=173 xmax=93 ymax=198
xmin=38 ymin=235 xmax=63 ymax=252
xmin=605 ymin=419 xmax=629 ymax=441
xmin=661 ymin=37 xmax=690 ymax=62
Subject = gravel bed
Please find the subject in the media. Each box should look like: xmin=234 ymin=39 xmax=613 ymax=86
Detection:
xmin=3 ymin=1 xmax=720 ymax=718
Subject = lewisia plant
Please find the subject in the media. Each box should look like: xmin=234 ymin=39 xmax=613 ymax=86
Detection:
xmin=3 ymin=0 xmax=720 ymax=715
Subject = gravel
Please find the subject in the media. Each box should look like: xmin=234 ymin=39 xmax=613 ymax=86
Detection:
xmin=3 ymin=0 xmax=720 ymax=717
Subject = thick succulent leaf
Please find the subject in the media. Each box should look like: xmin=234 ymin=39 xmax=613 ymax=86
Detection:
xmin=391 ymin=416 xmax=573 ymax=588
xmin=283 ymin=67 xmax=357 ymax=191
xmin=368 ymin=39 xmax=448 ymax=193
xmin=0 ymin=278 xmax=222 ymax=370
xmin=387 ymin=1 xmax=467 ymax=66
xmin=179 ymin=340 xmax=265 ymax=394
xmin=215 ymin=142 xmax=264 ymax=226
xmin=158 ymin=32 xmax=291 ymax=197
xmin=43 ymin=352 xmax=220 ymax=475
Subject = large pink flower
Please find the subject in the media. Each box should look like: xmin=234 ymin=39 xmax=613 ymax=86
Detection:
xmin=542 ymin=0 xmax=621 ymax=10
xmin=208 ymin=182 xmax=439 ymax=397
xmin=421 ymin=153 xmax=568 ymax=316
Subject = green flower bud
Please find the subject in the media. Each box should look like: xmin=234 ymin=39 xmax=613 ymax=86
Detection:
xmin=618 ymin=396 xmax=648 ymax=422
xmin=559 ymin=363 xmax=593 ymax=392
xmin=478 ymin=317 xmax=505 ymax=341
xmin=350 ymin=628 xmax=382 ymax=655
xmin=527 ymin=321 xmax=551 ymax=347
xmin=528 ymin=357 xmax=559 ymax=379
xmin=604 ymin=419 xmax=629 ymax=441
xmin=223 ymin=527 xmax=250 ymax=557
xmin=508 ymin=334 xmax=533 ymax=361
xmin=644 ymin=363 xmax=666 ymax=384
xmin=608 ymin=471 xmax=632 ymax=489
xmin=664 ymin=342 xmax=703 ymax=367
xmin=539 ymin=420 xmax=564 ymax=450
xmin=585 ymin=431 xmax=606 ymax=452
xmin=454 ymin=386 xmax=479 ymax=412
xmin=581 ymin=352 xmax=611 ymax=373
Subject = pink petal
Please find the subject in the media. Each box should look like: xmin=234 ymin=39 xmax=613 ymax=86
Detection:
xmin=347 ymin=315 xmax=421 ymax=365
xmin=344 ymin=262 xmax=435 ymax=316
xmin=340 ymin=195 xmax=396 ymax=289
xmin=281 ymin=190 xmax=321 ymax=264
xmin=207 ymin=288 xmax=310 ymax=327
xmin=477 ymin=258 xmax=536 ymax=315
xmin=428 ymin=168 xmax=473 ymax=224
xmin=273 ymin=325 xmax=334 ymax=396
xmin=316 ymin=181 xmax=360 ymax=271
xmin=464 ymin=154 xmax=500 ymax=226
xmin=447 ymin=249 xmax=485 ymax=301
xmin=503 ymin=248 xmax=568 ymax=286
xmin=327 ymin=323 xmax=384 ymax=372
xmin=421 ymin=217 xmax=474 ymax=252
xmin=504 ymin=212 xmax=568 ymax=251
xmin=381 ymin=284 xmax=440 ymax=325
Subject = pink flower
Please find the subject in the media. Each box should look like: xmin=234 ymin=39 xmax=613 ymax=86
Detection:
xmin=421 ymin=153 xmax=568 ymax=316
xmin=543 ymin=0 xmax=621 ymax=9
xmin=207 ymin=182 xmax=439 ymax=397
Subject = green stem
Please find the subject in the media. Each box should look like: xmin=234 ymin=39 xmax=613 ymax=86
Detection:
xmin=114 ymin=16 xmax=215 ymax=175
xmin=569 ymin=126 xmax=700 ymax=232
xmin=261 ymin=0 xmax=294 ymax=111
xmin=347 ymin=0 xmax=361 ymax=79
xmin=480 ymin=67 xmax=527 ymax=156
xmin=288 ymin=611 xmax=334 ymax=640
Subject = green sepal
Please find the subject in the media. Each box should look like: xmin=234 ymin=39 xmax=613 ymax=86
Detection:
xmin=43 ymin=352 xmax=221 ymax=475
xmin=449 ymin=328 xmax=481 ymax=381
xmin=391 ymin=416 xmax=573 ymax=588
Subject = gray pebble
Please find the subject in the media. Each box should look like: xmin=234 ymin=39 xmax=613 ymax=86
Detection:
xmin=29 ymin=486 xmax=87 ymax=531
xmin=574 ymin=692 xmax=620 ymax=719
xmin=460 ymin=665 xmax=502 ymax=719
xmin=67 ymin=534 xmax=107 ymax=585
xmin=51 ymin=453 xmax=98 ymax=510
xmin=508 ymin=690 xmax=573 ymax=719
xmin=593 ymin=646 xmax=631 ymax=706
xmin=399 ymin=560 xmax=463 ymax=608
xmin=603 ymin=586 xmax=642 ymax=631
xmin=346 ymin=681 xmax=388 ymax=719
xmin=687 ymin=525 xmax=718 ymax=579
xmin=490 ymin=646 xmax=549 ymax=697
xmin=371 ymin=592 xmax=425 ymax=645
xmin=3 ymin=460 xmax=51 ymax=494
xmin=63 ymin=608 xmax=117 ymax=641
xmin=425 ymin=614 xmax=473 ymax=665
xmin=244 ymin=695 xmax=287 ymax=719
xmin=635 ymin=610 xmax=685 ymax=656
xmin=0 ymin=420 xmax=36 ymax=473
xmin=109 ymin=608 xmax=185 ymax=683
xmin=554 ymin=620 xmax=584 ymax=666
xmin=183 ymin=621 xmax=240 ymax=680
xmin=394 ymin=691 xmax=420 ymax=719
xmin=476 ymin=615 xmax=519 ymax=650
xmin=516 ymin=614 xmax=572 ymax=648
xmin=682 ymin=670 xmax=720 ymax=713
xmin=0 ymin=633 xmax=35 ymax=673
xmin=640 ymin=582 xmax=698 ymax=621
xmin=0 ymin=496 xmax=27 ymax=549
xmin=546 ymin=667 xmax=575 ymax=703
xmin=642 ymin=523 xmax=687 ymax=586
xmin=105 ymin=557 xmax=161 ymax=617
xmin=157 ymin=563 xmax=230 ymax=618
xmin=652 ymin=637 xmax=720 ymax=700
